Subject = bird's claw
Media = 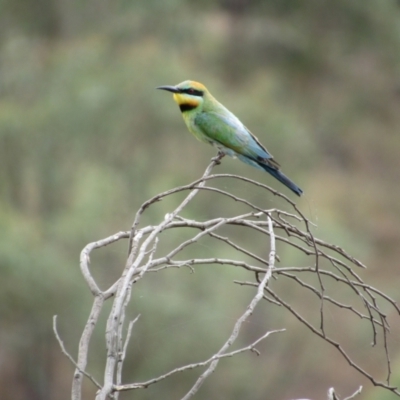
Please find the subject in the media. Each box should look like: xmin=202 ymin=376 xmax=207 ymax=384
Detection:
xmin=212 ymin=151 xmax=225 ymax=165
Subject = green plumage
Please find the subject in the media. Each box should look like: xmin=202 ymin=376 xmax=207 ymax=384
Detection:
xmin=157 ymin=80 xmax=303 ymax=196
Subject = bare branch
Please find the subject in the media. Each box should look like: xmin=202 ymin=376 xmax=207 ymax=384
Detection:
xmin=113 ymin=328 xmax=284 ymax=392
xmin=53 ymin=316 xmax=101 ymax=390
xmin=80 ymin=231 xmax=129 ymax=295
xmin=180 ymin=214 xmax=278 ymax=400
xmin=342 ymin=386 xmax=363 ymax=400
xmin=264 ymin=287 xmax=400 ymax=396
xmin=116 ymin=314 xmax=141 ymax=390
xmin=65 ymin=159 xmax=399 ymax=400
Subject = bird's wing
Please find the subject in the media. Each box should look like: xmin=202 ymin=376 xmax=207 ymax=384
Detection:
xmin=195 ymin=111 xmax=280 ymax=169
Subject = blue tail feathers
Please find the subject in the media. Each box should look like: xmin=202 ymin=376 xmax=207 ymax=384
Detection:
xmin=235 ymin=153 xmax=303 ymax=196
xmin=262 ymin=165 xmax=303 ymax=196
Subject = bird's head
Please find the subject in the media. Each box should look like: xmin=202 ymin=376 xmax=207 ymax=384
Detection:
xmin=157 ymin=80 xmax=208 ymax=112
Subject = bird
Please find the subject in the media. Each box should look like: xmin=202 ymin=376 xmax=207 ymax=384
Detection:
xmin=157 ymin=80 xmax=303 ymax=196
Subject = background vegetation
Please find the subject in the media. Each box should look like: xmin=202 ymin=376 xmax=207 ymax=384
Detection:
xmin=0 ymin=0 xmax=400 ymax=399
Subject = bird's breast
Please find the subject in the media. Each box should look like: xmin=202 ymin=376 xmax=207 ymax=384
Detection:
xmin=181 ymin=112 xmax=212 ymax=145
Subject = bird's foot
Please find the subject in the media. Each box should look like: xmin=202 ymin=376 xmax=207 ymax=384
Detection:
xmin=212 ymin=151 xmax=225 ymax=165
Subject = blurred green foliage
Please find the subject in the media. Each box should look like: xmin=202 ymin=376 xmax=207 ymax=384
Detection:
xmin=1 ymin=0 xmax=400 ymax=399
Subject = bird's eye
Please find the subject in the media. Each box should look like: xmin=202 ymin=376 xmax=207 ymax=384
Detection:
xmin=182 ymin=88 xmax=204 ymax=97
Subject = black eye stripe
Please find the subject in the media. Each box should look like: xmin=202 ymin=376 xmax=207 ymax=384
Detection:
xmin=180 ymin=88 xmax=204 ymax=97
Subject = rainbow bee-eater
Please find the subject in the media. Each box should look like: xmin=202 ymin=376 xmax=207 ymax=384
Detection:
xmin=157 ymin=80 xmax=303 ymax=196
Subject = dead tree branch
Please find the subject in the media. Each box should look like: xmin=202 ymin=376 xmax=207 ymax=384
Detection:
xmin=54 ymin=158 xmax=400 ymax=400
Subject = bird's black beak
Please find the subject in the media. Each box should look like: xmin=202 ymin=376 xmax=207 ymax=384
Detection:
xmin=156 ymin=85 xmax=180 ymax=93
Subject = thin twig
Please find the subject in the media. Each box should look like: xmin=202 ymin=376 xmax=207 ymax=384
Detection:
xmin=342 ymin=386 xmax=363 ymax=400
xmin=113 ymin=328 xmax=284 ymax=392
xmin=72 ymin=295 xmax=105 ymax=400
xmin=53 ymin=316 xmax=101 ymax=390
xmin=265 ymin=288 xmax=400 ymax=395
xmin=180 ymin=214 xmax=278 ymax=400
xmin=116 ymin=314 xmax=141 ymax=389
xmin=69 ymin=160 xmax=399 ymax=400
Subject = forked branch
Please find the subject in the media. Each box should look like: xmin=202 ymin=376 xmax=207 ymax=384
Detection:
xmin=53 ymin=158 xmax=399 ymax=400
